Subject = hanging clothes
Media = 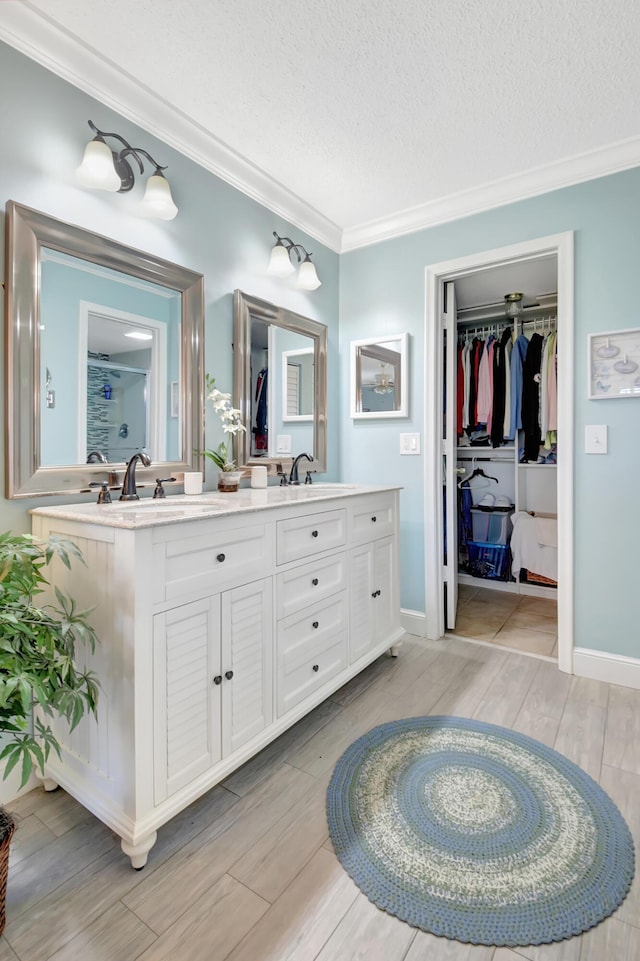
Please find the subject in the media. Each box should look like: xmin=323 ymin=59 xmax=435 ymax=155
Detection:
xmin=521 ymin=333 xmax=544 ymax=461
xmin=490 ymin=326 xmax=513 ymax=448
xmin=253 ymin=367 xmax=268 ymax=451
xmin=509 ymin=333 xmax=529 ymax=440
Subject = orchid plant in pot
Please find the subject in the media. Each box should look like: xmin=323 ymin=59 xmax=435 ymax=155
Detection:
xmin=201 ymin=375 xmax=247 ymax=492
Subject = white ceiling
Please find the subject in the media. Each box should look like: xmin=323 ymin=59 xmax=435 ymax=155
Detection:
xmin=3 ymin=1 xmax=640 ymax=251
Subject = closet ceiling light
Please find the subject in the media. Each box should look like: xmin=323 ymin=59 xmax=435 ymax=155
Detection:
xmin=267 ymin=231 xmax=321 ymax=290
xmin=504 ymin=292 xmax=523 ymax=318
xmin=76 ymin=120 xmax=178 ymax=221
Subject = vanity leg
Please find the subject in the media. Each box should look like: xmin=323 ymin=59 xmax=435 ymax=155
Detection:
xmin=121 ymin=831 xmax=158 ymax=870
xmin=388 ymin=642 xmax=403 ymax=658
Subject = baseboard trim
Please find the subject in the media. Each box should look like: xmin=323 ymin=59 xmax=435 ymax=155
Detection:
xmin=401 ymin=608 xmax=426 ymax=637
xmin=573 ymin=647 xmax=640 ymax=691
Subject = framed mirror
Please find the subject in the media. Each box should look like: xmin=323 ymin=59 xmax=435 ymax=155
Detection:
xmin=5 ymin=201 xmax=205 ymax=498
xmin=350 ymin=333 xmax=409 ymax=419
xmin=233 ymin=290 xmax=327 ymax=472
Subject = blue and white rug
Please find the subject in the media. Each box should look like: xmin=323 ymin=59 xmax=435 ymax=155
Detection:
xmin=326 ymin=716 xmax=634 ymax=946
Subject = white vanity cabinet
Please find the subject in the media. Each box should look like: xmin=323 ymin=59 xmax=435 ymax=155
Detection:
xmin=31 ymin=486 xmax=403 ymax=868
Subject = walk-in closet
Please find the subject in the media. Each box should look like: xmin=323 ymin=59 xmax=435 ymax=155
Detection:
xmin=444 ymin=255 xmax=559 ymax=657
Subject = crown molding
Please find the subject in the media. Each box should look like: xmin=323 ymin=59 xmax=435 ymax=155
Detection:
xmin=341 ymin=137 xmax=640 ymax=252
xmin=3 ymin=4 xmax=640 ymax=257
xmin=0 ymin=3 xmax=342 ymax=252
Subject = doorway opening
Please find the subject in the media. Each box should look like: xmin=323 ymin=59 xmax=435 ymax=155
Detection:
xmin=424 ymin=233 xmax=574 ymax=674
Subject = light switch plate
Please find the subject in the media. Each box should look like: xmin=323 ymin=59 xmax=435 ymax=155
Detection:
xmin=585 ymin=424 xmax=607 ymax=454
xmin=276 ymin=434 xmax=292 ymax=453
xmin=400 ymin=433 xmax=420 ymax=455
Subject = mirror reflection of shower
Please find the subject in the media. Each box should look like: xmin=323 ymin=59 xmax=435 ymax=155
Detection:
xmin=81 ymin=307 xmax=168 ymax=463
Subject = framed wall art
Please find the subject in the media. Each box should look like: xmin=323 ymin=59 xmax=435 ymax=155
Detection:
xmin=588 ymin=328 xmax=640 ymax=399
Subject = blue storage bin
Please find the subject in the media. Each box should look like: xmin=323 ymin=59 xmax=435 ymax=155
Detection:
xmin=470 ymin=507 xmax=514 ymax=545
xmin=467 ymin=541 xmax=511 ymax=581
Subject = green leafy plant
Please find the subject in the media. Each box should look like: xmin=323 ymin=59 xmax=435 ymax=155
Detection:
xmin=0 ymin=532 xmax=99 ymax=788
xmin=200 ymin=373 xmax=246 ymax=471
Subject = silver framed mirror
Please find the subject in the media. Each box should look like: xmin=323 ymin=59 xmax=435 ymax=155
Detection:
xmin=5 ymin=201 xmax=205 ymax=498
xmin=350 ymin=333 xmax=409 ymax=419
xmin=232 ymin=290 xmax=327 ymax=473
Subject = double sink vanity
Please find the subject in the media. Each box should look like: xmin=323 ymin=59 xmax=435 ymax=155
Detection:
xmin=31 ymin=483 xmax=403 ymax=867
xmin=5 ymin=201 xmax=404 ymax=866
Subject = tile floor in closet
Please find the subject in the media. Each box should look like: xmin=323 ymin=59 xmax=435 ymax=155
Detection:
xmin=449 ymin=583 xmax=558 ymax=658
xmin=3 ymin=632 xmax=639 ymax=961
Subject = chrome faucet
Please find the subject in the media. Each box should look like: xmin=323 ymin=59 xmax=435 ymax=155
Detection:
xmin=289 ymin=451 xmax=313 ymax=485
xmin=119 ymin=451 xmax=151 ymax=500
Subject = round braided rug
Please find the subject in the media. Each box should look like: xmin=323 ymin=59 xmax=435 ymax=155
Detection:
xmin=326 ymin=715 xmax=634 ymax=946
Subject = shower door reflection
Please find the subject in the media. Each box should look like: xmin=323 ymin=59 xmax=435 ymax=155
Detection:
xmin=87 ymin=360 xmax=149 ymax=462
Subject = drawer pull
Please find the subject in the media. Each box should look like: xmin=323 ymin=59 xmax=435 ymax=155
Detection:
xmin=371 ymin=515 xmax=377 ymax=522
xmin=225 ymin=670 xmax=234 ymax=681
xmin=312 ymin=577 xmax=319 ymax=586
xmin=311 ymin=530 xmax=319 ymax=538
xmin=312 ymin=620 xmax=319 ymax=629
xmin=213 ymin=675 xmax=222 ymax=685
xmin=372 ymin=589 xmax=381 ymax=598
xmin=312 ymin=664 xmax=319 ymax=672
xmin=217 ymin=553 xmax=226 ymax=563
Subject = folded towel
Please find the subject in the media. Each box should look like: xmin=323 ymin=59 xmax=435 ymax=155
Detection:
xmin=535 ymin=517 xmax=557 ymax=548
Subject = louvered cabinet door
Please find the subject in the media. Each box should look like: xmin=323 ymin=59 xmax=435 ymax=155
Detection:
xmin=348 ymin=542 xmax=376 ymax=663
xmin=153 ymin=595 xmax=221 ymax=805
xmin=220 ymin=577 xmax=273 ymax=757
xmin=349 ymin=535 xmax=398 ymax=664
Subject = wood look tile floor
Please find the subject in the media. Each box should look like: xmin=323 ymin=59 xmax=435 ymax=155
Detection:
xmin=4 ymin=633 xmax=640 ymax=961
xmin=449 ymin=585 xmax=558 ymax=658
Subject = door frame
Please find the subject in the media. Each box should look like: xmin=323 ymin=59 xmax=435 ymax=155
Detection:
xmin=424 ymin=232 xmax=574 ymax=674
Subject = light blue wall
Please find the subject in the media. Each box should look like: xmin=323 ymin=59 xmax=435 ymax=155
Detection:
xmin=340 ymin=169 xmax=640 ymax=658
xmin=0 ymin=41 xmax=339 ymax=533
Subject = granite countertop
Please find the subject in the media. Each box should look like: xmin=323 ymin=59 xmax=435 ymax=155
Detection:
xmin=30 ymin=483 xmax=401 ymax=529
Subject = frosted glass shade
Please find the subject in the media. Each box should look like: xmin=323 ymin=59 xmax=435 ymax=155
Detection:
xmin=76 ymin=138 xmax=121 ymax=191
xmin=138 ymin=172 xmax=178 ymax=221
xmin=297 ymin=259 xmax=321 ymax=290
xmin=267 ymin=243 xmax=295 ymax=277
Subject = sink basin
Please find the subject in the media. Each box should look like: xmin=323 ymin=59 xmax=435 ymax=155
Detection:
xmin=111 ymin=497 xmax=227 ymax=511
xmin=108 ymin=500 xmax=221 ymax=515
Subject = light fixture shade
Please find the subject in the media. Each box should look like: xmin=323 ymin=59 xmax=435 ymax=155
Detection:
xmin=297 ymin=258 xmax=321 ymax=291
xmin=76 ymin=138 xmax=121 ymax=191
xmin=138 ymin=172 xmax=178 ymax=220
xmin=268 ymin=243 xmax=295 ymax=278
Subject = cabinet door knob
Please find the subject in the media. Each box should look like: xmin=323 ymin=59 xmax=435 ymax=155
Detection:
xmin=371 ymin=516 xmax=377 ymax=522
xmin=217 ymin=553 xmax=226 ymax=563
xmin=312 ymin=664 xmax=319 ymax=672
xmin=312 ymin=577 xmax=319 ymax=586
xmin=213 ymin=675 xmax=222 ymax=685
xmin=311 ymin=530 xmax=319 ymax=538
xmin=225 ymin=670 xmax=234 ymax=681
xmin=312 ymin=620 xmax=319 ymax=629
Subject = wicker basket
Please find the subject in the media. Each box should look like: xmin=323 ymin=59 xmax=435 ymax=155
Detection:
xmin=0 ymin=808 xmax=16 ymax=936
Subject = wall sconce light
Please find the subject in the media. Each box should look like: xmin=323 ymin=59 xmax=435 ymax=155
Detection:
xmin=76 ymin=120 xmax=178 ymax=221
xmin=267 ymin=231 xmax=321 ymax=290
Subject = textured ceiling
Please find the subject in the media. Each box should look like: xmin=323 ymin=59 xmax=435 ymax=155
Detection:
xmin=5 ymin=0 xmax=640 ymax=245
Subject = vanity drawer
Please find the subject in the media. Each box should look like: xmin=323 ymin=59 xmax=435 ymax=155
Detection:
xmin=276 ymin=509 xmax=346 ymax=565
xmin=155 ymin=522 xmax=272 ymax=603
xmin=276 ymin=551 xmax=347 ymax=619
xmin=277 ymin=593 xmax=347 ymax=716
xmin=348 ymin=492 xmax=397 ymax=545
